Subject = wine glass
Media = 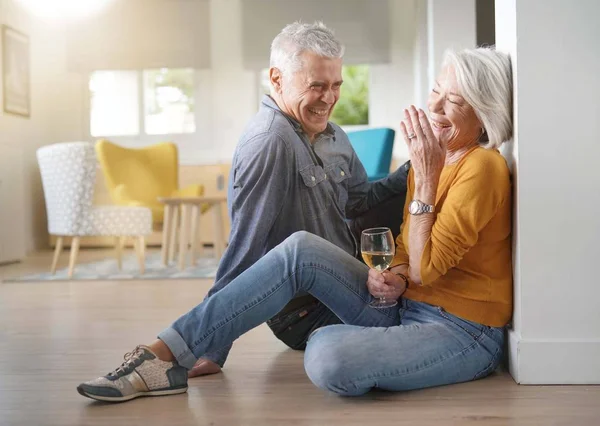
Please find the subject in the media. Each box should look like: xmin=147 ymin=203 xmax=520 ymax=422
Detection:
xmin=361 ymin=227 xmax=397 ymax=308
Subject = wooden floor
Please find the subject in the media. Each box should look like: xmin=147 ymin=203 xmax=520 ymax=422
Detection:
xmin=1 ymin=250 xmax=599 ymax=426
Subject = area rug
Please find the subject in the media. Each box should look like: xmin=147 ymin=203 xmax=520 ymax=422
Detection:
xmin=4 ymin=252 xmax=218 ymax=282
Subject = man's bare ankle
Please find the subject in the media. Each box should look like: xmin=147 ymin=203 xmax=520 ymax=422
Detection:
xmin=188 ymin=359 xmax=221 ymax=378
xmin=148 ymin=340 xmax=175 ymax=362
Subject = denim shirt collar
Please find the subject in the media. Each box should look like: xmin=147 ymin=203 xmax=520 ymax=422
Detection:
xmin=261 ymin=95 xmax=336 ymax=141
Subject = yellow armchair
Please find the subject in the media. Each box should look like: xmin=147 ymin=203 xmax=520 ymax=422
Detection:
xmin=95 ymin=140 xmax=207 ymax=224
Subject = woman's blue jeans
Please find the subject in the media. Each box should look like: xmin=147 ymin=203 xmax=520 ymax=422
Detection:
xmin=158 ymin=231 xmax=504 ymax=396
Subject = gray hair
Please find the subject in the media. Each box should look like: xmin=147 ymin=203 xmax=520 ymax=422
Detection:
xmin=443 ymin=48 xmax=513 ymax=150
xmin=270 ymin=21 xmax=345 ymax=77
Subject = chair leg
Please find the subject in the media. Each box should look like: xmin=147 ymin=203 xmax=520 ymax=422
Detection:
xmin=178 ymin=204 xmax=191 ymax=271
xmin=115 ymin=236 xmax=125 ymax=270
xmin=68 ymin=237 xmax=80 ymax=279
xmin=161 ymin=204 xmax=172 ymax=266
xmin=51 ymin=236 xmax=63 ymax=274
xmin=136 ymin=236 xmax=146 ymax=274
xmin=168 ymin=205 xmax=180 ymax=263
xmin=190 ymin=204 xmax=200 ymax=265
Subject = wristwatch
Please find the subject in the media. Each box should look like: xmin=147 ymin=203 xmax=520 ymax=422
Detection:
xmin=408 ymin=199 xmax=435 ymax=215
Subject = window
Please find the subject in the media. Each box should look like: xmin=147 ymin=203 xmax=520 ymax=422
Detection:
xmin=90 ymin=71 xmax=139 ymax=137
xmin=258 ymin=65 xmax=369 ymax=126
xmin=144 ymin=69 xmax=195 ymax=135
xmin=89 ymin=68 xmax=195 ymax=137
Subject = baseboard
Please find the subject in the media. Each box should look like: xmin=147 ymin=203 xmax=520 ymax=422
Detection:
xmin=508 ymin=329 xmax=600 ymax=384
xmin=507 ymin=328 xmax=520 ymax=383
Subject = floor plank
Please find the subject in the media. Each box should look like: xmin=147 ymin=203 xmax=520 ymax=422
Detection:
xmin=1 ymin=250 xmax=599 ymax=426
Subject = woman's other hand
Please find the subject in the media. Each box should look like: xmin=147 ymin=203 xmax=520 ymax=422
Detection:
xmin=367 ymin=269 xmax=407 ymax=301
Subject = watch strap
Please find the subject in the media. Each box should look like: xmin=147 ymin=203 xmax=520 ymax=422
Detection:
xmin=410 ymin=199 xmax=435 ymax=215
xmin=394 ymin=272 xmax=409 ymax=288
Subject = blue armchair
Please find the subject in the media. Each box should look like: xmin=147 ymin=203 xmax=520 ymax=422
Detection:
xmin=347 ymin=128 xmax=395 ymax=181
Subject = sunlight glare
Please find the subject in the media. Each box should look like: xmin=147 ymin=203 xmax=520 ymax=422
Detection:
xmin=16 ymin=0 xmax=115 ymax=21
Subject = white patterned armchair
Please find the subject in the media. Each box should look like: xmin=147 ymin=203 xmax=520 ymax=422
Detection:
xmin=37 ymin=142 xmax=152 ymax=278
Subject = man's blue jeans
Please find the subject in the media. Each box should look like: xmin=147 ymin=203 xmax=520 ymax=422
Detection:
xmin=158 ymin=231 xmax=504 ymax=396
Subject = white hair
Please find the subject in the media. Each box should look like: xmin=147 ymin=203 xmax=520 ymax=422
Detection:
xmin=270 ymin=21 xmax=345 ymax=77
xmin=443 ymin=48 xmax=513 ymax=150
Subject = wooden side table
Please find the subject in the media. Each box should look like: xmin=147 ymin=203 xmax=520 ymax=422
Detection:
xmin=158 ymin=196 xmax=227 ymax=270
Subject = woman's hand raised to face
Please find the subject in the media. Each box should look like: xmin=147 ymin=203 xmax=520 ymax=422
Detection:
xmin=401 ymin=105 xmax=446 ymax=184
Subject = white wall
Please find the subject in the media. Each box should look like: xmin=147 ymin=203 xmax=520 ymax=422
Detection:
xmin=208 ymin=0 xmax=256 ymax=165
xmin=497 ymin=0 xmax=600 ymax=384
xmin=65 ymin=0 xmax=211 ymax=71
xmin=241 ymin=0 xmax=391 ymax=69
xmin=374 ymin=0 xmax=477 ymax=162
xmin=369 ymin=0 xmax=417 ymax=162
xmin=427 ymin=0 xmax=476 ymax=90
xmin=0 ymin=0 xmax=85 ymax=252
xmin=412 ymin=0 xmax=430 ymax=111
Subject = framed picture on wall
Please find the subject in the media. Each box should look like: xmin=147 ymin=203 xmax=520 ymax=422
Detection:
xmin=2 ymin=25 xmax=30 ymax=118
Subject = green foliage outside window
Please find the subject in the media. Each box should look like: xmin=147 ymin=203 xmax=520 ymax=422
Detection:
xmin=330 ymin=65 xmax=369 ymax=126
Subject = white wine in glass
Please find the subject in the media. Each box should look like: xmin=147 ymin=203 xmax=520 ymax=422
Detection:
xmin=361 ymin=227 xmax=397 ymax=308
xmin=362 ymin=251 xmax=394 ymax=272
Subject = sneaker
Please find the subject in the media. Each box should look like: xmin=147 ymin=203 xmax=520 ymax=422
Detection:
xmin=77 ymin=345 xmax=188 ymax=402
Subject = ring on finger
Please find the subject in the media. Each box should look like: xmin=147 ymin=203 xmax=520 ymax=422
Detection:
xmin=407 ymin=133 xmax=416 ymax=139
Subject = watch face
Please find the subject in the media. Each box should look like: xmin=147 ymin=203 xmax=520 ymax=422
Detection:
xmin=409 ymin=200 xmax=420 ymax=215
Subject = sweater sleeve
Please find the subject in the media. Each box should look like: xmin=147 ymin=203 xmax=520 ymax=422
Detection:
xmin=419 ymin=156 xmax=510 ymax=286
xmin=390 ymin=171 xmax=412 ymax=267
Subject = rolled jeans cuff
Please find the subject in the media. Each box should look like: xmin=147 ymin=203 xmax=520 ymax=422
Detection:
xmin=157 ymin=327 xmax=197 ymax=370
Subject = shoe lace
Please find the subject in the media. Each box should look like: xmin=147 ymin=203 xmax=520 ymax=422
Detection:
xmin=109 ymin=345 xmax=145 ymax=377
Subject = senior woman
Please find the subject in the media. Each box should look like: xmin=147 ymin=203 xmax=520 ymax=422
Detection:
xmin=77 ymin=47 xmax=512 ymax=402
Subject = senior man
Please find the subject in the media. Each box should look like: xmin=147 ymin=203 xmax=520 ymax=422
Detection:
xmin=189 ymin=21 xmax=409 ymax=377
